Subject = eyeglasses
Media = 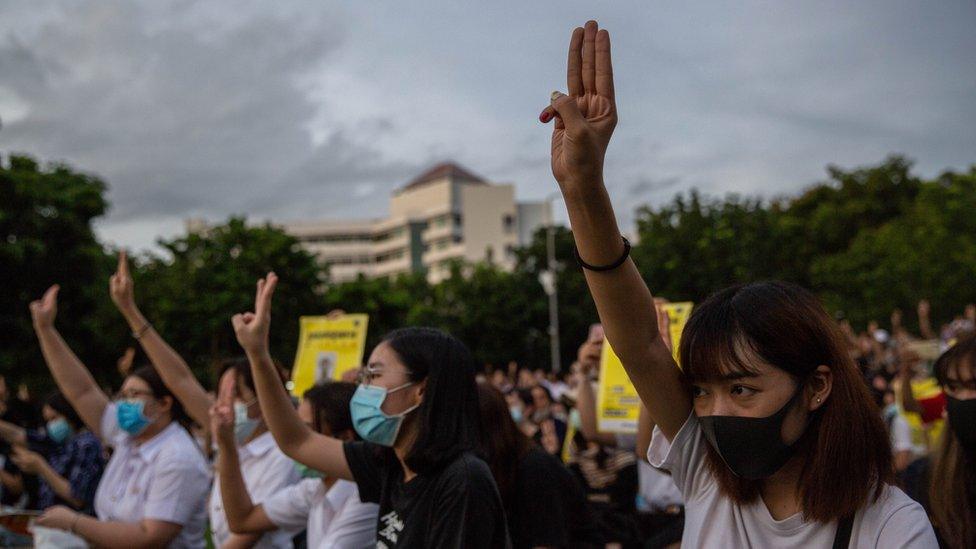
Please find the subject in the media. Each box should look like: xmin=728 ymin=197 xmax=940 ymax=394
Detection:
xmin=113 ymin=389 xmax=155 ymax=401
xmin=356 ymin=365 xmax=380 ymax=386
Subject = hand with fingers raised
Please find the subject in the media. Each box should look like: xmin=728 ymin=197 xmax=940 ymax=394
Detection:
xmin=109 ymin=250 xmax=138 ymax=316
xmin=210 ymin=367 xmax=237 ymax=447
xmin=232 ymin=273 xmax=278 ymax=359
xmin=540 ymin=20 xmax=617 ymax=191
xmin=29 ymin=285 xmax=60 ymax=329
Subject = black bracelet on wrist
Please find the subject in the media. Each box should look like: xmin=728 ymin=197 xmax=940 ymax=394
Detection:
xmin=132 ymin=322 xmax=152 ymax=340
xmin=573 ymin=236 xmax=631 ymax=272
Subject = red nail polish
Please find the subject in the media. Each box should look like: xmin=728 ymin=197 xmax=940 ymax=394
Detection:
xmin=540 ymin=111 xmax=550 ymax=123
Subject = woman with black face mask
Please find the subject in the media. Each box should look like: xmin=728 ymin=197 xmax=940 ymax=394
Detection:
xmin=538 ymin=20 xmax=938 ymax=548
xmin=926 ymin=333 xmax=976 ymax=548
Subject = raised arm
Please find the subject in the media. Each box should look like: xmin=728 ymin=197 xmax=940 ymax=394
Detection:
xmin=232 ymin=273 xmax=352 ymax=480
xmin=0 ymin=419 xmax=27 ymax=447
xmin=540 ymin=21 xmax=690 ymax=439
xmin=30 ymin=286 xmax=109 ymax=437
xmin=109 ymin=251 xmax=213 ymax=429
xmin=917 ymin=300 xmax=936 ymax=340
xmin=574 ymin=340 xmax=616 ymax=446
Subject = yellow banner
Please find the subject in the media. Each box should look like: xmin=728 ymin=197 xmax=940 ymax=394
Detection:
xmin=596 ymin=302 xmax=693 ymax=434
xmin=291 ymin=314 xmax=369 ymax=396
xmin=663 ymin=302 xmax=694 ymax=363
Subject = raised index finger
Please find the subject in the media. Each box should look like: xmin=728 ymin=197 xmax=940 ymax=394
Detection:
xmin=256 ymin=273 xmax=278 ymax=318
xmin=596 ymin=29 xmax=614 ymax=99
xmin=118 ymin=250 xmax=130 ymax=277
xmin=567 ymin=27 xmax=584 ymax=96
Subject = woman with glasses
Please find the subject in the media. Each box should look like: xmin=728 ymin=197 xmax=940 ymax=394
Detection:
xmin=233 ymin=273 xmax=509 ymax=548
xmin=29 ymin=285 xmax=211 ymax=548
xmin=105 ymin=252 xmax=300 ymax=548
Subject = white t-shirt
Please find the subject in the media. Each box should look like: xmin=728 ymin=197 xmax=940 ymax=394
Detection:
xmin=648 ymin=413 xmax=938 ymax=548
xmin=208 ymin=431 xmax=301 ymax=548
xmin=637 ymin=460 xmax=683 ymax=513
xmin=262 ymin=478 xmax=377 ymax=549
xmin=889 ymin=414 xmax=914 ymax=454
xmin=95 ymin=404 xmax=212 ymax=549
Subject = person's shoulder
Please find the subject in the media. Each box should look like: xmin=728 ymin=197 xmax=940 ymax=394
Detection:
xmin=518 ymin=446 xmax=564 ymax=476
xmin=437 ymin=452 xmax=495 ymax=487
xmin=155 ymin=426 xmax=209 ymax=469
xmin=862 ymin=484 xmax=930 ymax=529
xmin=68 ymin=430 xmax=102 ymax=451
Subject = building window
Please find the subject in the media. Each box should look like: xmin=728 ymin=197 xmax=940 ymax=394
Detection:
xmin=503 ymin=214 xmax=515 ymax=233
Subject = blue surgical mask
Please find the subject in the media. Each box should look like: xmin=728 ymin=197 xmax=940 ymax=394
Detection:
xmin=350 ymin=383 xmax=420 ymax=447
xmin=293 ymin=460 xmax=324 ymax=479
xmin=510 ymin=406 xmax=523 ymax=423
xmin=46 ymin=418 xmax=73 ymax=444
xmin=234 ymin=401 xmax=260 ymax=444
xmin=116 ymin=400 xmax=152 ymax=435
xmin=883 ymin=403 xmax=899 ymax=420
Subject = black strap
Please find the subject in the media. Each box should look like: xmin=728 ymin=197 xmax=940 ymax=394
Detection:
xmin=573 ymin=236 xmax=631 ymax=272
xmin=832 ymin=514 xmax=855 ymax=549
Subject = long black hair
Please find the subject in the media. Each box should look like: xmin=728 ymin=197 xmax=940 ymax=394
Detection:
xmin=382 ymin=327 xmax=482 ymax=476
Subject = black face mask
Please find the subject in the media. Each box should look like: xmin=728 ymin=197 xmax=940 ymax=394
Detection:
xmin=699 ymin=384 xmax=807 ymax=480
xmin=946 ymin=396 xmax=976 ymax=460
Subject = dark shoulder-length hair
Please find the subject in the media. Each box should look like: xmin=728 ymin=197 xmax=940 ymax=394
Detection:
xmin=476 ymin=381 xmax=533 ymax=507
xmin=382 ymin=327 xmax=482 ymax=476
xmin=303 ymin=381 xmax=358 ymax=438
xmin=130 ymin=365 xmax=192 ymax=431
xmin=929 ymin=332 xmax=976 ymax=549
xmin=679 ymin=280 xmax=893 ymax=523
xmin=44 ymin=391 xmax=83 ymax=430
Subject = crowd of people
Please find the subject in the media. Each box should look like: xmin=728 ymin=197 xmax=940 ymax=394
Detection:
xmin=1 ymin=19 xmax=973 ymax=549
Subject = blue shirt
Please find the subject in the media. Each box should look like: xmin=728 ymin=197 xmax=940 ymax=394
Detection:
xmin=27 ymin=429 xmax=105 ymax=513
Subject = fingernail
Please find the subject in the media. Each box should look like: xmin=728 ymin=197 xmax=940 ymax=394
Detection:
xmin=539 ymin=111 xmax=551 ymax=123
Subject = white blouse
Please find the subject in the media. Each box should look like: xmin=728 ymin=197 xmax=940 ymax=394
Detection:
xmin=208 ymin=431 xmax=301 ymax=548
xmin=262 ymin=478 xmax=377 ymax=548
xmin=94 ymin=404 xmax=212 ymax=549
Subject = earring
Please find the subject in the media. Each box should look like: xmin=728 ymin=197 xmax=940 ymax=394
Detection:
xmin=816 ymin=397 xmax=822 ymax=403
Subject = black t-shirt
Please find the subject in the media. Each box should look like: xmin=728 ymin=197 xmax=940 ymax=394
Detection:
xmin=508 ymin=447 xmax=602 ymax=549
xmin=344 ymin=441 xmax=510 ymax=549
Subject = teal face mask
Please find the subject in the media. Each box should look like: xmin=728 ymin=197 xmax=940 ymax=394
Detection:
xmin=46 ymin=418 xmax=73 ymax=444
xmin=350 ymin=382 xmax=420 ymax=447
xmin=293 ymin=460 xmax=324 ymax=479
xmin=116 ymin=400 xmax=152 ymax=435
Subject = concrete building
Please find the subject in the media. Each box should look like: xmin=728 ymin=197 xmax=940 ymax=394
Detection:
xmin=283 ymin=163 xmax=551 ymax=284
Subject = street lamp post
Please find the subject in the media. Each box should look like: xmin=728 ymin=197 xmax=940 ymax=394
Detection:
xmin=540 ymin=192 xmax=562 ymax=373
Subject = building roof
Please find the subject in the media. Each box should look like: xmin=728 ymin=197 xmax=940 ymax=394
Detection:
xmin=400 ymin=162 xmax=486 ymax=192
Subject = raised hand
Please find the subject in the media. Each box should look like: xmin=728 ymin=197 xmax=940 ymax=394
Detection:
xmin=232 ymin=273 xmax=278 ymax=358
xmin=540 ymin=20 xmax=617 ymax=190
xmin=917 ymin=300 xmax=930 ymax=319
xmin=10 ymin=446 xmax=45 ymax=474
xmin=109 ymin=250 xmax=137 ymax=315
xmin=210 ymin=370 xmax=237 ymax=446
xmin=29 ymin=285 xmax=60 ymax=329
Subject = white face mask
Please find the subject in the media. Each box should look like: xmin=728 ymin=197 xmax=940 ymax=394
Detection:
xmin=233 ymin=400 xmax=260 ymax=444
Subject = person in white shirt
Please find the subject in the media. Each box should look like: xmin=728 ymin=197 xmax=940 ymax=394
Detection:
xmin=537 ymin=20 xmax=938 ymax=548
xmin=103 ymin=251 xmax=300 ymax=548
xmin=30 ymin=285 xmax=211 ymax=548
xmin=213 ymin=380 xmax=377 ymax=548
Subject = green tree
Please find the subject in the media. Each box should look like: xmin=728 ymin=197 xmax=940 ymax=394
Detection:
xmin=812 ymin=167 xmax=976 ymax=329
xmin=134 ymin=217 xmax=324 ymax=383
xmin=0 ymin=154 xmax=123 ymax=388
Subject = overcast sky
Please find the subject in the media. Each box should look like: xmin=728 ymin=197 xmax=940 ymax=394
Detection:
xmin=1 ymin=1 xmax=973 ymax=251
